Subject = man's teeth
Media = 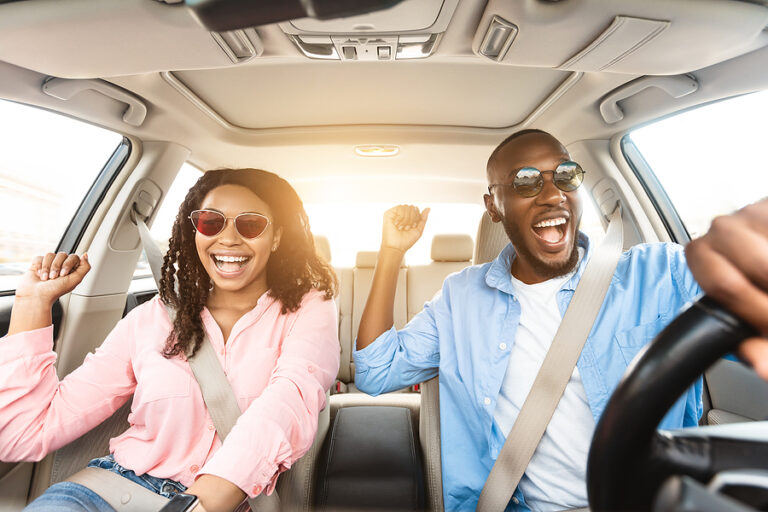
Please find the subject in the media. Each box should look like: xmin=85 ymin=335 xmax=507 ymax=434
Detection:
xmin=214 ymin=255 xmax=248 ymax=263
xmin=533 ymin=218 xmax=567 ymax=228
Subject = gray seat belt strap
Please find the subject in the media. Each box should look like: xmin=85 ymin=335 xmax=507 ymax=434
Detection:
xmin=477 ymin=206 xmax=624 ymax=512
xmin=138 ymin=216 xmax=279 ymax=511
xmin=67 ymin=467 xmax=169 ymax=511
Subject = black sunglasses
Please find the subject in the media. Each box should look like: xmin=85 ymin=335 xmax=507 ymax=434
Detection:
xmin=488 ymin=161 xmax=585 ymax=198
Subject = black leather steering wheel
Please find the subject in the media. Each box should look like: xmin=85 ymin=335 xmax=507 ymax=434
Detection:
xmin=586 ymin=295 xmax=768 ymax=512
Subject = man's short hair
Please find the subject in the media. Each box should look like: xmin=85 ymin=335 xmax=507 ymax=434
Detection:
xmin=486 ymin=128 xmax=555 ymax=171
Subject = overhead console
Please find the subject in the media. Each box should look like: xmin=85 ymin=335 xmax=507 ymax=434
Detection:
xmin=279 ymin=0 xmax=458 ymax=60
xmin=472 ymin=0 xmax=768 ymax=75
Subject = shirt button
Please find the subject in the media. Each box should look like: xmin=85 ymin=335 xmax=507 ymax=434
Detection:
xmin=252 ymin=485 xmax=262 ymax=494
xmin=307 ymin=365 xmax=315 ymax=373
xmin=499 ymin=343 xmax=507 ymax=350
xmin=483 ymin=397 xmax=491 ymax=406
xmin=512 ymin=496 xmax=520 ymax=504
xmin=208 ymin=424 xmax=215 ymax=431
xmin=220 ymin=349 xmax=225 ymax=355
xmin=190 ymin=465 xmax=199 ymax=473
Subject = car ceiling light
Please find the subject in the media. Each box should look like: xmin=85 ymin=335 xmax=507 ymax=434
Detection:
xmin=355 ymin=145 xmax=400 ymax=157
xmin=479 ymin=15 xmax=518 ymax=61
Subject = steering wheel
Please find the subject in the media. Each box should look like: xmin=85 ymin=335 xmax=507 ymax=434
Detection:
xmin=586 ymin=295 xmax=768 ymax=512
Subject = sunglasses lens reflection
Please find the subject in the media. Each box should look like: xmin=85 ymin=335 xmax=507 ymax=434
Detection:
xmin=514 ymin=167 xmax=543 ymax=197
xmin=512 ymin=161 xmax=584 ymax=197
xmin=554 ymin=161 xmax=583 ymax=191
xmin=191 ymin=210 xmax=225 ymax=236
xmin=235 ymin=215 xmax=269 ymax=239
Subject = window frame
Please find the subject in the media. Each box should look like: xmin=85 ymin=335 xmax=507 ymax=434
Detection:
xmin=56 ymin=137 xmax=132 ymax=254
xmin=620 ymin=135 xmax=690 ymax=244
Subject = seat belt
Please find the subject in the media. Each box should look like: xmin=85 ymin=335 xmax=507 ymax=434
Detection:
xmin=476 ymin=205 xmax=624 ymax=512
xmin=66 ymin=213 xmax=280 ymax=511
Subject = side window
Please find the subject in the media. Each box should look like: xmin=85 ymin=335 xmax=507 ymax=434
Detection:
xmin=625 ymin=90 xmax=768 ymax=240
xmin=133 ymin=163 xmax=203 ymax=280
xmin=0 ymin=99 xmax=123 ymax=292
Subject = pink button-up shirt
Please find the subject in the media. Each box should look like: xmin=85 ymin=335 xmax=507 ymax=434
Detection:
xmin=0 ymin=289 xmax=339 ymax=498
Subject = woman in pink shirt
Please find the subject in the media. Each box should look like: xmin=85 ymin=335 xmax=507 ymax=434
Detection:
xmin=0 ymin=169 xmax=340 ymax=512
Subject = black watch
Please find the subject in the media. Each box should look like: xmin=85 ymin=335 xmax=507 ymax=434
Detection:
xmin=158 ymin=492 xmax=199 ymax=512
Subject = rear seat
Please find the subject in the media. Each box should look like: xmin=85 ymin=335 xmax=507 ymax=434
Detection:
xmin=314 ymin=233 xmax=476 ymax=510
xmin=407 ymin=234 xmax=473 ymax=322
xmin=315 ymin=234 xmax=475 ymax=426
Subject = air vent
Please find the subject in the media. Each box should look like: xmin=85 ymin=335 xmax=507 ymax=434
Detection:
xmin=211 ymin=28 xmax=263 ymax=64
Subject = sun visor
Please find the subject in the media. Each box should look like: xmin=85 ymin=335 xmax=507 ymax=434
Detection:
xmin=472 ymin=0 xmax=768 ymax=75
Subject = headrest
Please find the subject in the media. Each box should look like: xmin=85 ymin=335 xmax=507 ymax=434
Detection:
xmin=474 ymin=212 xmax=509 ymax=264
xmin=431 ymin=234 xmax=473 ymax=262
xmin=355 ymin=251 xmax=406 ymax=268
xmin=314 ymin=235 xmax=331 ymax=262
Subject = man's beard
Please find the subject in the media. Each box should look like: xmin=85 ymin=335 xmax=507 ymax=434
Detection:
xmin=501 ymin=217 xmax=579 ymax=280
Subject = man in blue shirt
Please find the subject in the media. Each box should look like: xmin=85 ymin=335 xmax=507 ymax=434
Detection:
xmin=353 ymin=129 xmax=768 ymax=510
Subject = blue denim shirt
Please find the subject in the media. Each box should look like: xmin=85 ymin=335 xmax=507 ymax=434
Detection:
xmin=353 ymin=234 xmax=703 ymax=511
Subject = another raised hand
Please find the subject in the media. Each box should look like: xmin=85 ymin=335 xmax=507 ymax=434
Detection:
xmin=8 ymin=252 xmax=91 ymax=336
xmin=381 ymin=205 xmax=430 ymax=254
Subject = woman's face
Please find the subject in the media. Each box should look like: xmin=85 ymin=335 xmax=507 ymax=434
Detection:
xmin=194 ymin=184 xmax=280 ymax=299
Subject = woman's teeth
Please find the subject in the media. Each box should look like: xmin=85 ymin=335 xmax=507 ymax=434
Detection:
xmin=213 ymin=255 xmax=249 ymax=271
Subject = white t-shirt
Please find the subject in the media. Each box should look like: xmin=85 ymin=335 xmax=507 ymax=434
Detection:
xmin=493 ymin=250 xmax=595 ymax=511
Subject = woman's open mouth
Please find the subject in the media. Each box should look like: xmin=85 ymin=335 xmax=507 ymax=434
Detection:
xmin=211 ymin=254 xmax=251 ymax=275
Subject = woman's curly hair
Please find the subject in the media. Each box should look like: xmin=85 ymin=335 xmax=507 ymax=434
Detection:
xmin=158 ymin=168 xmax=337 ymax=358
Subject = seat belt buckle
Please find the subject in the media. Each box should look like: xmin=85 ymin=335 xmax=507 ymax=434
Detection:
xmin=331 ymin=380 xmax=348 ymax=394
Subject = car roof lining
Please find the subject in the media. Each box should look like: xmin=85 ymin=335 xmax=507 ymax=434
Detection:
xmin=1 ymin=0 xmax=767 ymax=204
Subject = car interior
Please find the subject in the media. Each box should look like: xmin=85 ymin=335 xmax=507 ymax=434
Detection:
xmin=1 ymin=0 xmax=768 ymax=510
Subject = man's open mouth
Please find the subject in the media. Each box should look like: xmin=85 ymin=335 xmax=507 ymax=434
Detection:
xmin=531 ymin=216 xmax=568 ymax=245
xmin=211 ymin=254 xmax=251 ymax=273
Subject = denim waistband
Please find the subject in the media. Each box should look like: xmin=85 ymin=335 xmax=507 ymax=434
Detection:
xmin=87 ymin=454 xmax=187 ymax=499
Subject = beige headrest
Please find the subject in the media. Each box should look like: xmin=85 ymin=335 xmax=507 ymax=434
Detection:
xmin=355 ymin=251 xmax=406 ymax=268
xmin=474 ymin=212 xmax=509 ymax=264
xmin=431 ymin=234 xmax=473 ymax=262
xmin=314 ymin=235 xmax=331 ymax=262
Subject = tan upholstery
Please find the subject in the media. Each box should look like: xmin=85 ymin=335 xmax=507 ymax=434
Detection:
xmin=430 ymin=234 xmax=473 ymax=262
xmin=474 ymin=212 xmax=509 ymax=264
xmin=420 ymin=377 xmax=444 ymax=512
xmin=336 ymin=267 xmax=354 ymax=383
xmin=314 ymin=235 xmax=332 ymax=263
xmin=408 ymin=235 xmax=472 ymax=322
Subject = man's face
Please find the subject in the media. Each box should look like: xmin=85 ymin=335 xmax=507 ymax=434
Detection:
xmin=483 ymin=133 xmax=583 ymax=284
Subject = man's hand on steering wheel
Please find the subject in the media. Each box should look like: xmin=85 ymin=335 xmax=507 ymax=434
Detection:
xmin=685 ymin=198 xmax=768 ymax=380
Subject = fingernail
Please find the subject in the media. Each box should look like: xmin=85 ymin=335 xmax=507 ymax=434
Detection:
xmin=49 ymin=271 xmax=58 ymax=279
xmin=41 ymin=272 xmax=48 ymax=281
xmin=60 ymin=269 xmax=69 ymax=277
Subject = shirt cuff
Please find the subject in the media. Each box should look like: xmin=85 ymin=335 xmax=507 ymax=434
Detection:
xmin=198 ymin=418 xmax=288 ymax=499
xmin=0 ymin=325 xmax=53 ymax=356
xmin=352 ymin=325 xmax=399 ymax=372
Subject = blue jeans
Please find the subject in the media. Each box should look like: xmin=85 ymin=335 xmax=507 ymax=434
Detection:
xmin=24 ymin=454 xmax=187 ymax=511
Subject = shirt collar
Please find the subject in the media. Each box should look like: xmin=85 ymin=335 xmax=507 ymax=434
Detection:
xmin=484 ymin=231 xmax=592 ymax=296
